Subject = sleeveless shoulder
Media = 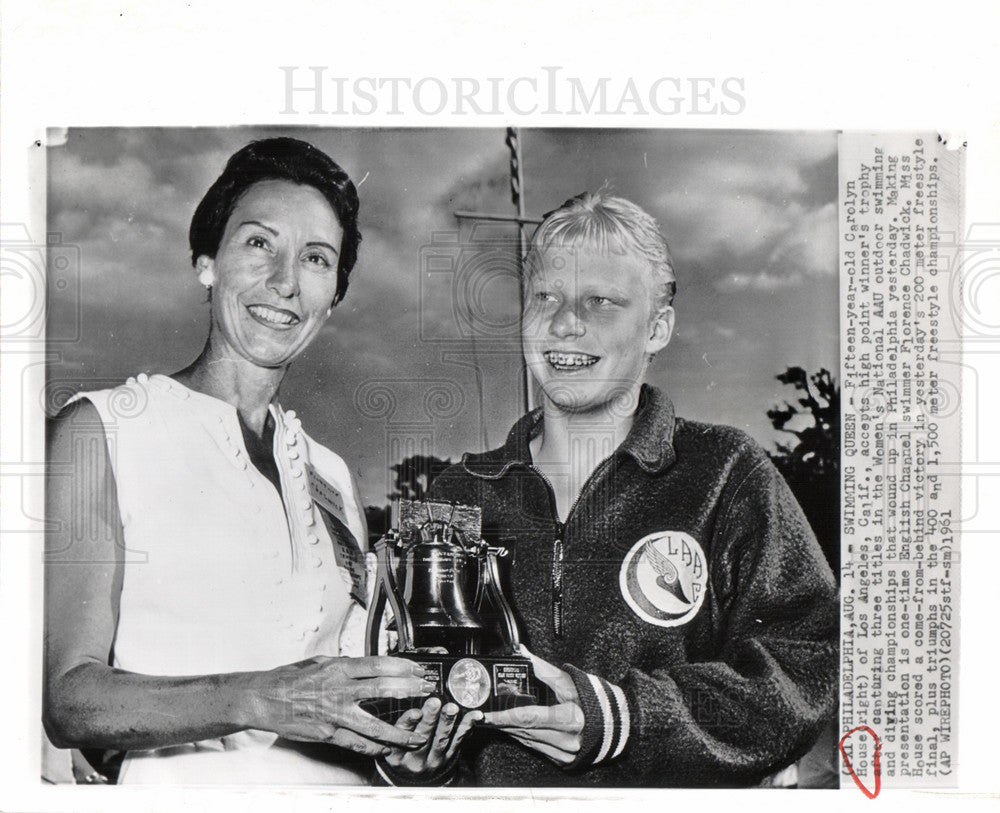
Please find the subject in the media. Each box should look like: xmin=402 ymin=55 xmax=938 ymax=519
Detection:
xmin=68 ymin=373 xmax=157 ymax=426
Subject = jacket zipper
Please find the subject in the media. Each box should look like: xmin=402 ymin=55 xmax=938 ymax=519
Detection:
xmin=530 ymin=457 xmax=614 ymax=638
xmin=551 ymin=535 xmax=564 ymax=637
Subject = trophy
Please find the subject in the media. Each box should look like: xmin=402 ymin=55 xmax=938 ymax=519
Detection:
xmin=363 ymin=499 xmax=555 ymax=720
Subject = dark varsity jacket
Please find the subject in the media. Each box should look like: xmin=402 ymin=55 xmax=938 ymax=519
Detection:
xmin=423 ymin=385 xmax=838 ymax=787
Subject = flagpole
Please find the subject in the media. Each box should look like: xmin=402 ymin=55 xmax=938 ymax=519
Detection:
xmin=505 ymin=127 xmax=531 ymax=415
xmin=452 ymin=129 xmax=538 ymax=418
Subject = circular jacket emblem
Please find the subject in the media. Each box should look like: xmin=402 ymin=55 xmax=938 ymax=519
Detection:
xmin=447 ymin=658 xmax=492 ymax=708
xmin=619 ymin=531 xmax=707 ymax=627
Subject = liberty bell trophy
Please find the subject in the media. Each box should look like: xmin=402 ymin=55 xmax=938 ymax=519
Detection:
xmin=363 ymin=499 xmax=555 ymax=719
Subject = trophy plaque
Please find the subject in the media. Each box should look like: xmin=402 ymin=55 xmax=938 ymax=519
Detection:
xmin=362 ymin=499 xmax=556 ymax=721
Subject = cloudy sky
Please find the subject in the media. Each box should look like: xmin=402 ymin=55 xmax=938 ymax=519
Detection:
xmin=47 ymin=127 xmax=838 ymax=508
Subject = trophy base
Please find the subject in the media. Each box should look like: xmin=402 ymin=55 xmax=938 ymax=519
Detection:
xmin=360 ymin=652 xmax=557 ymax=723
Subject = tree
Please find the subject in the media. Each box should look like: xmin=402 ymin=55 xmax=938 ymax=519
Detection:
xmin=364 ymin=454 xmax=454 ymax=543
xmin=364 ymin=504 xmax=391 ymax=544
xmin=389 ymin=454 xmax=454 ymax=503
xmin=767 ymin=367 xmax=840 ymax=577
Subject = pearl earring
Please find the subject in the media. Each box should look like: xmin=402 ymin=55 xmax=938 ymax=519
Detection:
xmin=197 ymin=267 xmax=215 ymax=288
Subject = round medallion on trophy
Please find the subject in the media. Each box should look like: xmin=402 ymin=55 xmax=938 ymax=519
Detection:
xmin=447 ymin=658 xmax=492 ymax=708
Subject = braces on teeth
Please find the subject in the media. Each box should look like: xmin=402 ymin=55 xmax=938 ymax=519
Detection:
xmin=545 ymin=352 xmax=598 ymax=367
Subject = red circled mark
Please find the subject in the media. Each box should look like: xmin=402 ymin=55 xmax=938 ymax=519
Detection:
xmin=839 ymin=725 xmax=882 ymax=799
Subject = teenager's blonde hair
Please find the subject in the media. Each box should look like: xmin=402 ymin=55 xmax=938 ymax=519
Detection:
xmin=524 ymin=190 xmax=676 ymax=312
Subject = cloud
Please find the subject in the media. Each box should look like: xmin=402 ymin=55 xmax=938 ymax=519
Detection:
xmin=714 ymin=270 xmax=804 ymax=293
xmin=694 ymin=157 xmax=811 ymax=200
xmin=631 ymin=131 xmax=837 ymax=294
xmin=48 ymin=141 xmax=204 ymax=323
xmin=662 ymin=190 xmax=808 ymax=262
xmin=49 ymin=152 xmax=191 ymax=236
xmin=712 ymin=200 xmax=838 ymax=293
xmin=765 ymin=201 xmax=838 ymax=278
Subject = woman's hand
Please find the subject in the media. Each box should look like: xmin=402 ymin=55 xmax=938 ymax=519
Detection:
xmin=246 ymin=655 xmax=438 ymax=756
xmin=383 ymin=697 xmax=482 ymax=779
xmin=482 ymin=648 xmax=583 ymax=765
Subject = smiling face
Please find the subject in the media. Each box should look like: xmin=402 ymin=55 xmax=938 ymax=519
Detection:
xmin=522 ymin=241 xmax=674 ymax=415
xmin=197 ymin=179 xmax=344 ymax=369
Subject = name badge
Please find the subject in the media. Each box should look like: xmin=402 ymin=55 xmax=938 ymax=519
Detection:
xmin=307 ymin=463 xmax=367 ymax=606
xmin=307 ymin=462 xmax=349 ymax=525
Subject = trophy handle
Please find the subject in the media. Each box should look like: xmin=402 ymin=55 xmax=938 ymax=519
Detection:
xmin=475 ymin=548 xmax=521 ymax=654
xmin=366 ymin=535 xmax=415 ymax=654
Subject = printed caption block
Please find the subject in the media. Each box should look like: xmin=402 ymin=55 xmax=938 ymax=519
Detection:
xmin=839 ymin=133 xmax=962 ymax=790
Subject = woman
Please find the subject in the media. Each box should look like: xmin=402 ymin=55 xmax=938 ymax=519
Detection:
xmin=43 ymin=138 xmax=456 ymax=784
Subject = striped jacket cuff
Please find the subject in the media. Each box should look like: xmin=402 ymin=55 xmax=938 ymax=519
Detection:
xmin=563 ymin=665 xmax=632 ymax=768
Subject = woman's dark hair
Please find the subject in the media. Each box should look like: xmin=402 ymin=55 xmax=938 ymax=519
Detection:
xmin=189 ymin=137 xmax=361 ymax=305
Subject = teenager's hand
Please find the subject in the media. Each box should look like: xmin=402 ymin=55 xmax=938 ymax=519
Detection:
xmin=384 ymin=697 xmax=482 ymax=777
xmin=482 ymin=647 xmax=583 ymax=765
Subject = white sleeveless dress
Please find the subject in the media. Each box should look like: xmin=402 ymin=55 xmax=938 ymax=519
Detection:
xmin=71 ymin=374 xmax=372 ymax=785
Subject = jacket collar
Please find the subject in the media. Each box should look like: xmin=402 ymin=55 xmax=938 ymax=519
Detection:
xmin=461 ymin=384 xmax=677 ymax=479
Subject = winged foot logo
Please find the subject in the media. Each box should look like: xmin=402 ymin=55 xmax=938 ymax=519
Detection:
xmin=619 ymin=531 xmax=707 ymax=627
